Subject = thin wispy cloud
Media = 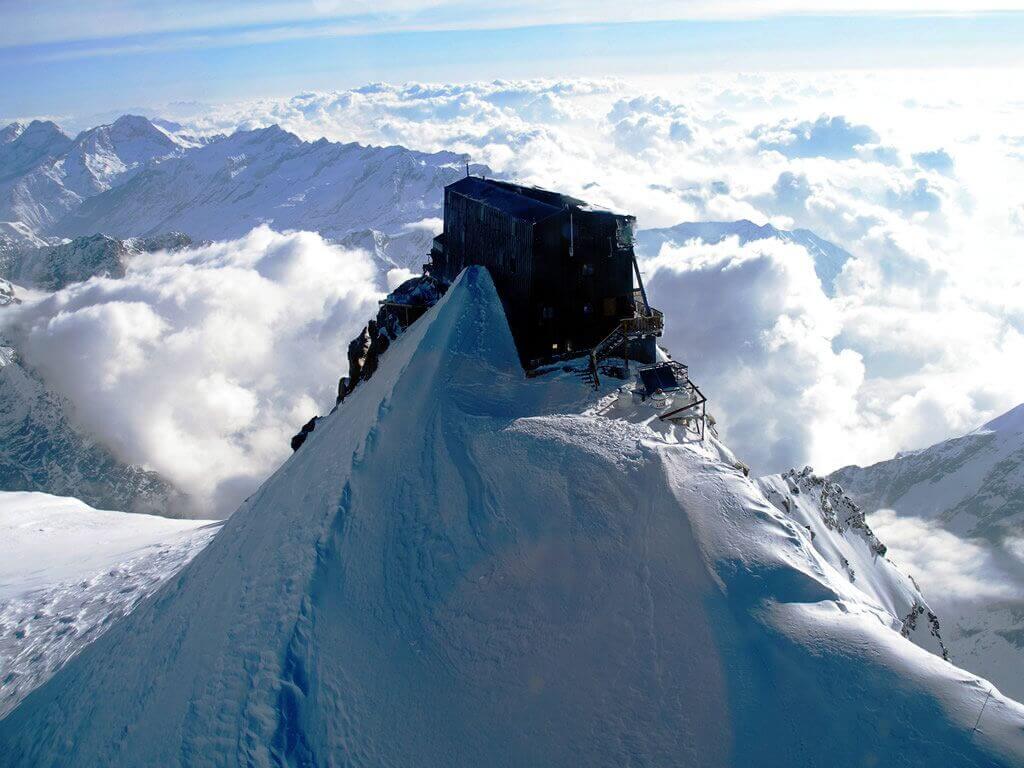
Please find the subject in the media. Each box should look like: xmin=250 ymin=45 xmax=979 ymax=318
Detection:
xmin=6 ymin=1 xmax=1024 ymax=55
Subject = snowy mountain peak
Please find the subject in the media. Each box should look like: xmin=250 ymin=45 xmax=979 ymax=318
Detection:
xmin=0 ymin=122 xmax=27 ymax=145
xmin=79 ymin=114 xmax=183 ymax=152
xmin=979 ymin=402 xmax=1024 ymax=434
xmin=11 ymin=120 xmax=69 ymax=149
xmin=2 ymin=266 xmax=1022 ymax=766
xmin=0 ymin=121 xmax=72 ymax=182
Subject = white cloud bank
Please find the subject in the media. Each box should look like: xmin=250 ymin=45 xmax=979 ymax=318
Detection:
xmin=869 ymin=509 xmax=1021 ymax=603
xmin=6 ymin=228 xmax=384 ymax=517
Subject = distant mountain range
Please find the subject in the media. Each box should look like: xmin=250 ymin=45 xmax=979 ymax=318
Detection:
xmin=0 ymin=115 xmax=486 ymax=272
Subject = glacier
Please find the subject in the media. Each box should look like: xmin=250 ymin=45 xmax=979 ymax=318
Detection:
xmin=1 ymin=267 xmax=1022 ymax=766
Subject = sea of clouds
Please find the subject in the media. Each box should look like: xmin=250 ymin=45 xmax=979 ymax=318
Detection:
xmin=6 ymin=70 xmax=1024 ymax=519
xmin=6 ymin=228 xmax=384 ymax=515
xmin=163 ymin=71 xmax=1024 ymax=472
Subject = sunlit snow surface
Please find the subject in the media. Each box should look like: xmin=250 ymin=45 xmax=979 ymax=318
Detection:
xmin=0 ymin=492 xmax=219 ymax=718
xmin=1 ymin=268 xmax=1022 ymax=766
xmin=833 ymin=406 xmax=1024 ymax=702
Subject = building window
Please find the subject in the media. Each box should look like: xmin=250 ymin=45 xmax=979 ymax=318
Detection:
xmin=582 ymin=303 xmax=593 ymax=316
xmin=542 ymin=307 xmax=555 ymax=320
xmin=582 ymin=263 xmax=594 ymax=276
xmin=616 ymin=219 xmax=635 ymax=247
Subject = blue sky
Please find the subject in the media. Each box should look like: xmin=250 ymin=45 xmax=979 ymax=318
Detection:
xmin=3 ymin=2 xmax=1024 ymax=123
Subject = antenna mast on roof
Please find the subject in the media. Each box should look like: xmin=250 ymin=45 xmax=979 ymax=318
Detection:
xmin=465 ymin=160 xmax=469 ymax=177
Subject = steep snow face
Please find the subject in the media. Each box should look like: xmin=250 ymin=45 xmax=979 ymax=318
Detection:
xmin=2 ymin=268 xmax=1022 ymax=766
xmin=62 ymin=115 xmax=185 ymax=195
xmin=0 ymin=491 xmax=218 ymax=719
xmin=635 ymin=219 xmax=852 ymax=296
xmin=757 ymin=467 xmax=949 ymax=660
xmin=832 ymin=404 xmax=1024 ymax=702
xmin=0 ymin=344 xmax=189 ymax=517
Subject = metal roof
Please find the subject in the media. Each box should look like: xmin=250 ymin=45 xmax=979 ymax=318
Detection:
xmin=447 ymin=177 xmax=566 ymax=224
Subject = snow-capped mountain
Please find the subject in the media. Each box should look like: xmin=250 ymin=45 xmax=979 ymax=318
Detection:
xmin=0 ymin=232 xmax=192 ymax=291
xmin=0 ymin=116 xmax=189 ymax=234
xmin=0 ymin=491 xmax=218 ymax=718
xmin=56 ymin=125 xmax=478 ymax=243
xmin=2 ymin=268 xmax=1020 ymax=766
xmin=0 ymin=115 xmax=482 ymax=254
xmin=833 ymin=404 xmax=1024 ymax=538
xmin=635 ymin=219 xmax=852 ymax=296
xmin=0 ymin=343 xmax=189 ymax=517
xmin=0 ymin=122 xmax=72 ymax=189
xmin=832 ymin=404 xmax=1024 ymax=702
xmin=337 ymin=224 xmax=438 ymax=272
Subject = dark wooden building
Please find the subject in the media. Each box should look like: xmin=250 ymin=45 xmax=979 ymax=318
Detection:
xmin=428 ymin=176 xmax=660 ymax=366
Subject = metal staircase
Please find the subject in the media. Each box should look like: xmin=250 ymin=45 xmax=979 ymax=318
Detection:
xmin=586 ymin=310 xmax=663 ymax=390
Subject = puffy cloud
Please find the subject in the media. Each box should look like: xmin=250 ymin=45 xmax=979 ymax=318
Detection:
xmin=869 ymin=509 xmax=1021 ymax=603
xmin=5 ymin=227 xmax=384 ymax=517
xmin=913 ymin=148 xmax=955 ymax=174
xmin=644 ymin=237 xmax=864 ymax=472
xmin=42 ymin=69 xmax=1024 ymax=482
xmin=754 ymin=115 xmax=880 ymax=159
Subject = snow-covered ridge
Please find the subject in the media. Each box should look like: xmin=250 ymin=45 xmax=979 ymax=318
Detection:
xmin=833 ymin=403 xmax=1024 ymax=539
xmin=758 ymin=466 xmax=948 ymax=660
xmin=2 ymin=267 xmax=1021 ymax=766
xmin=0 ymin=491 xmax=219 ymax=719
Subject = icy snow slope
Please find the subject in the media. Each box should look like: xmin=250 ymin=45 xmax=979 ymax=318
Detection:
xmin=2 ymin=268 xmax=1023 ymax=766
xmin=832 ymin=405 xmax=1024 ymax=702
xmin=0 ymin=492 xmax=219 ymax=719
